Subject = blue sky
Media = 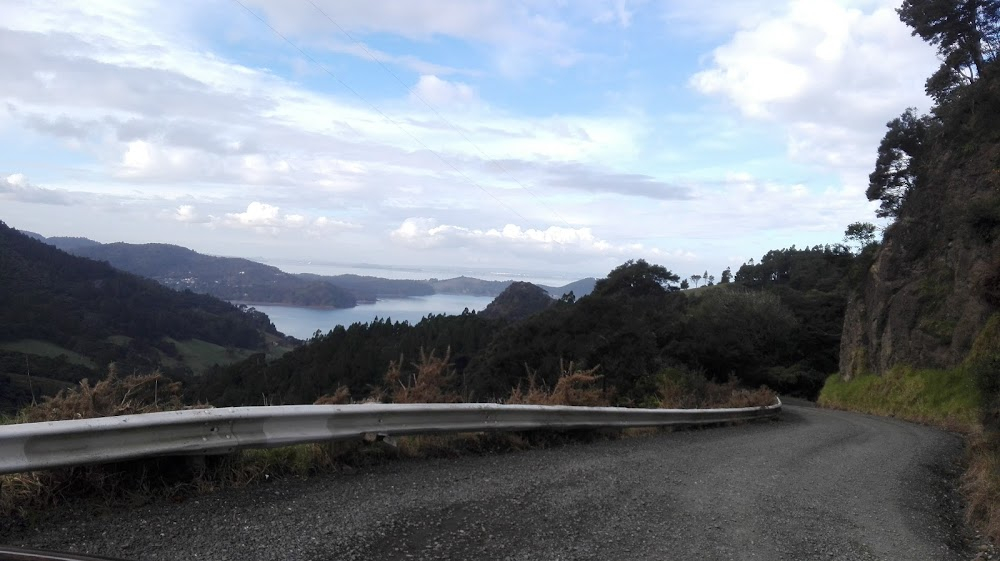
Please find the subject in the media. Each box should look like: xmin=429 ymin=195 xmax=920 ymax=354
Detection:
xmin=0 ymin=0 xmax=939 ymax=281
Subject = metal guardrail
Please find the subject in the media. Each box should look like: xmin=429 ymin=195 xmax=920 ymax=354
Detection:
xmin=0 ymin=546 xmax=126 ymax=561
xmin=0 ymin=400 xmax=780 ymax=475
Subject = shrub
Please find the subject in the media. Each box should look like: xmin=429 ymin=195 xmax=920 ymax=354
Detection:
xmin=384 ymin=347 xmax=461 ymax=404
xmin=656 ymin=367 xmax=776 ymax=409
xmin=507 ymin=361 xmax=609 ymax=406
xmin=17 ymin=366 xmax=190 ymax=423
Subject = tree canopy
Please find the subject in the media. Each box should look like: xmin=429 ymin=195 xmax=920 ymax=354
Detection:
xmin=591 ymin=259 xmax=680 ymax=298
xmin=898 ymin=0 xmax=1000 ymax=103
xmin=866 ymin=108 xmax=934 ymax=218
xmin=844 ymin=222 xmax=879 ymax=253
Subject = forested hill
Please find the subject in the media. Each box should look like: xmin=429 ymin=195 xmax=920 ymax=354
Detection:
xmin=0 ymin=222 xmax=289 ymax=412
xmin=19 ymin=231 xmax=101 ymax=251
xmin=297 ymin=273 xmax=434 ymax=300
xmin=66 ymin=242 xmax=358 ymax=308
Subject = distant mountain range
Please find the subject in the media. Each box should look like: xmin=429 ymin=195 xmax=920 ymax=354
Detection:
xmin=23 ymin=231 xmax=597 ymax=306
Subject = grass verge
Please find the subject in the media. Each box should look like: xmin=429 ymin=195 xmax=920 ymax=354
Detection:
xmin=817 ymin=365 xmax=979 ymax=431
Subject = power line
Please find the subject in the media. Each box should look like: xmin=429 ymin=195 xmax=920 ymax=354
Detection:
xmin=303 ymin=0 xmax=575 ymax=229
xmin=230 ymin=0 xmax=529 ymax=224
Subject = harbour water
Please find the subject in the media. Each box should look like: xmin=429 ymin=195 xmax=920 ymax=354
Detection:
xmin=246 ymin=293 xmax=496 ymax=339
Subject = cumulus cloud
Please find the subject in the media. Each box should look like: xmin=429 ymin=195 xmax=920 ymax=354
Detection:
xmin=224 ymin=202 xmax=284 ymax=229
xmin=0 ymin=173 xmax=73 ymax=205
xmin=220 ymin=202 xmax=356 ymax=235
xmin=689 ymin=0 xmax=938 ymax=172
xmin=170 ymin=204 xmax=208 ymax=223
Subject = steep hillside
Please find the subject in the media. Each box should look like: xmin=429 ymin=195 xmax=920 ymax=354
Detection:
xmin=69 ymin=242 xmax=357 ymax=308
xmin=840 ymin=78 xmax=1000 ymax=379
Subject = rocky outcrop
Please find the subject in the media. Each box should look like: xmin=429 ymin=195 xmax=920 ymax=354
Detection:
xmin=840 ymin=131 xmax=1000 ymax=378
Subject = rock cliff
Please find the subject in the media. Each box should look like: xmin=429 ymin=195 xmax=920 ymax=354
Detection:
xmin=840 ymin=85 xmax=1000 ymax=378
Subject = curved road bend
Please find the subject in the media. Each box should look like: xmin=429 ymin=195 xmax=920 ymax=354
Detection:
xmin=3 ymin=404 xmax=971 ymax=561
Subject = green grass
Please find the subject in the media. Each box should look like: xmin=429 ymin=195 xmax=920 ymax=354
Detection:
xmin=4 ymin=373 xmax=75 ymax=397
xmin=0 ymin=340 xmax=96 ymax=369
xmin=165 ymin=338 xmax=256 ymax=375
xmin=263 ymin=333 xmax=294 ymax=360
xmin=161 ymin=335 xmax=293 ymax=375
xmin=106 ymin=335 xmax=133 ymax=346
xmin=818 ymin=365 xmax=979 ymax=430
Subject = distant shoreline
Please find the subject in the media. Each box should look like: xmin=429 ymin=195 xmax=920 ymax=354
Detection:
xmin=231 ymin=296 xmax=433 ymax=311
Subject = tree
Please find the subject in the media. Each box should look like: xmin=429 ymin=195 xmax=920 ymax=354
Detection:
xmin=866 ymin=108 xmax=932 ymax=219
xmin=898 ymin=0 xmax=1000 ymax=103
xmin=680 ymin=278 xmax=690 ymax=289
xmin=690 ymin=274 xmax=702 ymax=287
xmin=844 ymin=222 xmax=878 ymax=253
xmin=720 ymin=267 xmax=732 ymax=284
xmin=592 ymin=259 xmax=680 ymax=298
xmin=707 ymin=275 xmax=716 ymax=286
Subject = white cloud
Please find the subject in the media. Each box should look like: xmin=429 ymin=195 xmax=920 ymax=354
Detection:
xmin=389 ymin=217 xmax=692 ymax=262
xmin=242 ymin=0 xmax=581 ymax=76
xmin=220 ymin=201 xmax=356 ymax=236
xmin=171 ymin=204 xmax=206 ymax=223
xmin=0 ymin=173 xmax=73 ymax=205
xmin=224 ymin=201 xmax=283 ymax=229
xmin=315 ymin=39 xmax=477 ymax=77
xmin=593 ymin=0 xmax=637 ymax=28
xmin=411 ymin=75 xmax=479 ymax=107
xmin=689 ymin=0 xmax=938 ymax=173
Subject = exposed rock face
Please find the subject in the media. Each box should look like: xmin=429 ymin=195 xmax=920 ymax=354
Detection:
xmin=840 ymin=135 xmax=1000 ymax=379
xmin=479 ymin=282 xmax=554 ymax=322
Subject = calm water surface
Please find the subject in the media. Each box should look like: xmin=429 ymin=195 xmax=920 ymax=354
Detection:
xmin=247 ymin=294 xmax=495 ymax=339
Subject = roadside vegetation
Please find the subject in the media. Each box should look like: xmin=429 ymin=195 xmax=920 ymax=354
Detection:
xmin=818 ymin=366 xmax=979 ymax=430
xmin=1 ymin=348 xmax=775 ymax=532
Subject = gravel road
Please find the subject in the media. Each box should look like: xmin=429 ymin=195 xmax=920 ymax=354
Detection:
xmin=3 ymin=405 xmax=972 ymax=561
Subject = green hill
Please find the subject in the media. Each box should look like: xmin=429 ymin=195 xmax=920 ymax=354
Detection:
xmin=67 ymin=242 xmax=357 ymax=308
xmin=0 ymin=221 xmax=293 ymax=412
xmin=479 ymin=282 xmax=554 ymax=321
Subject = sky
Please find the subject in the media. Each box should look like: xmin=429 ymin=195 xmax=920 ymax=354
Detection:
xmin=0 ymin=0 xmax=940 ymax=281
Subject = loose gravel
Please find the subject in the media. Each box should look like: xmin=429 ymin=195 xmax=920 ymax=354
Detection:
xmin=2 ymin=405 xmax=972 ymax=560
